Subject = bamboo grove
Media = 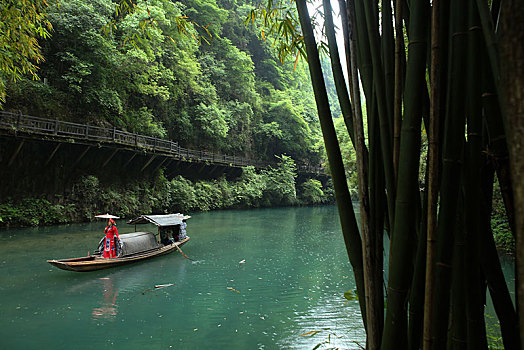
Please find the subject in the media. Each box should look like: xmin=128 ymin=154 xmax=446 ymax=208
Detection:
xmin=253 ymin=0 xmax=523 ymax=348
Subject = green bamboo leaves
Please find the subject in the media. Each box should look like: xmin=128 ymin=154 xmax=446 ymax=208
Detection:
xmin=0 ymin=0 xmax=53 ymax=104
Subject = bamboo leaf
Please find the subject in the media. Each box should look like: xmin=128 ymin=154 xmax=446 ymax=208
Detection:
xmin=300 ymin=330 xmax=322 ymax=337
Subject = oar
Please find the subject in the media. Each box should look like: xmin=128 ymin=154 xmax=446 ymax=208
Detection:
xmin=175 ymin=243 xmax=193 ymax=261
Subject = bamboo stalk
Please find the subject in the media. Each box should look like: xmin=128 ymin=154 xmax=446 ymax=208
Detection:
xmin=393 ymin=0 xmax=405 ymax=181
xmin=323 ymin=0 xmax=355 ymax=145
xmin=450 ymin=198 xmax=467 ymax=349
xmin=357 ymin=0 xmax=396 ymax=229
xmin=430 ymin=0 xmax=468 ymax=346
xmin=381 ymin=0 xmax=430 ymax=347
xmin=294 ymin=0 xmax=367 ymax=330
xmin=423 ymin=0 xmax=449 ymax=347
xmin=475 ymin=0 xmax=502 ymax=104
xmin=341 ymin=0 xmax=382 ymax=345
xmin=495 ymin=2 xmax=524 ymax=346
xmin=338 ymin=0 xmax=355 ymax=110
xmin=463 ymin=4 xmax=486 ymax=347
xmin=382 ymin=0 xmax=396 ymax=142
xmin=408 ymin=187 xmax=428 ymax=350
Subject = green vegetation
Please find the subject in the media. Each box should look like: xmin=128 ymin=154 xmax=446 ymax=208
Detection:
xmin=1 ymin=0 xmax=519 ymax=347
xmin=492 ymin=182 xmax=515 ymax=254
xmin=0 ymin=158 xmax=332 ymax=227
xmin=2 ymin=0 xmax=324 ymax=166
xmin=0 ymin=0 xmax=52 ymax=103
xmin=0 ymin=0 xmax=341 ymax=227
xmin=253 ymin=0 xmax=520 ymax=348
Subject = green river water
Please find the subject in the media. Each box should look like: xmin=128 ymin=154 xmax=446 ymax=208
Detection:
xmin=0 ymin=206 xmax=366 ymax=349
xmin=0 ymin=205 xmax=515 ymax=349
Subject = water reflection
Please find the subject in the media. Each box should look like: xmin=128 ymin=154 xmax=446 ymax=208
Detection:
xmin=91 ymin=277 xmax=119 ymax=320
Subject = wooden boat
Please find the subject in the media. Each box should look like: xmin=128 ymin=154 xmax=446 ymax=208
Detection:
xmin=47 ymin=237 xmax=189 ymax=272
xmin=47 ymin=214 xmax=191 ymax=272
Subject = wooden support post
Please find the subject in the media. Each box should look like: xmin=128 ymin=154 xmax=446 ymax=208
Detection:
xmin=140 ymin=155 xmax=157 ymax=172
xmin=102 ymin=148 xmax=119 ymax=168
xmin=152 ymin=157 xmax=169 ymax=173
xmin=16 ymin=111 xmax=22 ymax=130
xmin=123 ymin=153 xmax=137 ymax=168
xmin=44 ymin=143 xmax=61 ymax=166
xmin=7 ymin=140 xmax=24 ymax=167
xmin=72 ymin=146 xmax=91 ymax=167
xmin=54 ymin=118 xmax=59 ymax=135
xmin=208 ymin=165 xmax=218 ymax=175
xmin=112 ymin=127 xmax=116 ymax=141
xmin=167 ymin=160 xmax=180 ymax=178
xmin=85 ymin=124 xmax=89 ymax=138
xmin=198 ymin=164 xmax=206 ymax=173
xmin=163 ymin=159 xmax=173 ymax=169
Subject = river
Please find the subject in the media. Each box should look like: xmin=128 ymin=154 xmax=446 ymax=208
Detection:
xmin=0 ymin=206 xmax=367 ymax=349
xmin=0 ymin=205 xmax=515 ymax=349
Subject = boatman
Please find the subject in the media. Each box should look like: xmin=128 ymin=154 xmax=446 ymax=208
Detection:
xmin=103 ymin=219 xmax=120 ymax=258
xmin=179 ymin=219 xmax=188 ymax=241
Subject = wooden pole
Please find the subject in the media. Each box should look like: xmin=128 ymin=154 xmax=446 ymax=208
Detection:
xmin=72 ymin=146 xmax=91 ymax=167
xmin=123 ymin=152 xmax=137 ymax=168
xmin=7 ymin=140 xmax=24 ymax=167
xmin=140 ymin=155 xmax=157 ymax=172
xmin=102 ymin=149 xmax=119 ymax=168
xmin=175 ymin=243 xmax=193 ymax=261
xmin=44 ymin=143 xmax=61 ymax=166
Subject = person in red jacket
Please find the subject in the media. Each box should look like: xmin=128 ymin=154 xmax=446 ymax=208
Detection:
xmin=103 ymin=219 xmax=120 ymax=258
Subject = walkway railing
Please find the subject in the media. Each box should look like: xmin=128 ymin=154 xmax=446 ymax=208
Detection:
xmin=0 ymin=111 xmax=326 ymax=174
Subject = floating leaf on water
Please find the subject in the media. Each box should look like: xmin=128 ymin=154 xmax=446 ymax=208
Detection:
xmin=312 ymin=341 xmax=329 ymax=350
xmin=344 ymin=289 xmax=359 ymax=301
xmin=300 ymin=330 xmax=322 ymax=337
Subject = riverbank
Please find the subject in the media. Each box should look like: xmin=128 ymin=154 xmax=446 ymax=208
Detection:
xmin=0 ymin=158 xmax=333 ymax=228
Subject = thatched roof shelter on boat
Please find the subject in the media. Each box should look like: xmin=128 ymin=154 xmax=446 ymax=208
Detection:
xmin=128 ymin=214 xmax=190 ymax=227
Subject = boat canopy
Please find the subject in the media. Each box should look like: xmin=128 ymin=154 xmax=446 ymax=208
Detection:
xmin=127 ymin=213 xmax=190 ymax=227
xmin=120 ymin=232 xmax=160 ymax=256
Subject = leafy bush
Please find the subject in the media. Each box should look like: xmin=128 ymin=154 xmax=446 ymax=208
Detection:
xmin=299 ymin=179 xmax=325 ymax=204
xmin=0 ymin=198 xmax=76 ymax=227
xmin=169 ymin=176 xmax=197 ymax=212
xmin=233 ymin=166 xmax=265 ymax=207
xmin=71 ymin=175 xmax=101 ymax=220
xmin=0 ymin=160 xmax=334 ymax=227
xmin=261 ymin=155 xmax=297 ymax=206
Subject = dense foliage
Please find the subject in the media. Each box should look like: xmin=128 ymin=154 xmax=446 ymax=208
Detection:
xmin=0 ymin=0 xmax=52 ymax=103
xmin=2 ymin=0 xmax=324 ymax=166
xmin=0 ymin=157 xmax=333 ymax=227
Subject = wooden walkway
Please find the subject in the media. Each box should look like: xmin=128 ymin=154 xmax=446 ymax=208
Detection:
xmin=0 ymin=111 xmax=326 ymax=175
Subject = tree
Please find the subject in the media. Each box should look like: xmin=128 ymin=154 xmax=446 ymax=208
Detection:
xmin=253 ymin=0 xmax=521 ymax=348
xmin=0 ymin=0 xmax=52 ymax=104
